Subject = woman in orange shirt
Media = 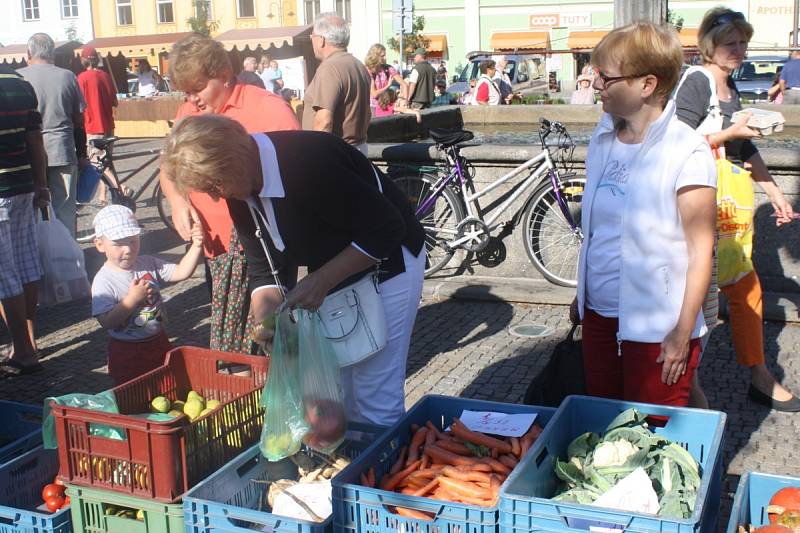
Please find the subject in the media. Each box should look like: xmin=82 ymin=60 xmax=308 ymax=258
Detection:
xmin=160 ymin=35 xmax=300 ymax=353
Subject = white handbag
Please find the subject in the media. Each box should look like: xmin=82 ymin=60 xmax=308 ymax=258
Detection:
xmin=247 ymin=164 xmax=388 ymax=367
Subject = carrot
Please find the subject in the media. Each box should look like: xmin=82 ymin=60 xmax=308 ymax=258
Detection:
xmin=438 ymin=475 xmax=494 ymax=500
xmin=410 ymin=424 xmax=420 ymax=434
xmin=367 ymin=467 xmax=376 ymax=488
xmin=420 ymin=452 xmax=430 ymax=469
xmin=491 ymin=447 xmax=499 ymax=459
xmin=489 ymin=474 xmax=502 ymax=499
xmin=449 ymin=493 xmax=496 ymax=506
xmin=380 ymin=460 xmax=421 ymax=491
xmin=451 ymin=419 xmax=512 ymax=455
xmin=407 ymin=427 xmax=428 ymax=466
xmin=406 ymin=468 xmax=438 ymax=482
xmin=519 ymin=424 xmax=543 ymax=458
xmin=412 ymin=477 xmax=439 ymax=497
xmin=498 ymin=454 xmax=518 ymax=470
xmin=481 ymin=457 xmax=512 ymax=475
xmin=394 ymin=507 xmax=435 ymax=521
xmin=389 ymin=446 xmax=408 ymax=475
xmin=400 ymin=487 xmax=418 ymax=495
xmin=435 ymin=439 xmax=472 ymax=456
xmin=441 ymin=465 xmax=491 ymax=484
xmin=520 ymin=438 xmax=532 ymax=459
xmin=510 ymin=437 xmax=521 ymax=457
xmin=425 ymin=427 xmax=436 ymax=447
xmin=425 ymin=444 xmax=483 ymax=467
xmin=425 ymin=421 xmax=443 ymax=440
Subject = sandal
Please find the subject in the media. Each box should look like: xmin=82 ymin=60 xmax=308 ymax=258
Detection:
xmin=0 ymin=359 xmax=43 ymax=378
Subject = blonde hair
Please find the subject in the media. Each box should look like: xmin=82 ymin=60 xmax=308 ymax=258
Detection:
xmin=169 ymin=34 xmax=233 ymax=93
xmin=592 ymin=22 xmax=684 ymax=103
xmin=364 ymin=43 xmax=387 ymax=74
xmin=161 ymin=115 xmax=253 ymax=196
xmin=697 ymin=7 xmax=754 ymax=64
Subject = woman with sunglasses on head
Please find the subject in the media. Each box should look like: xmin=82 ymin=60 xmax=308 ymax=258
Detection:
xmin=570 ymin=22 xmax=717 ymax=407
xmin=674 ymin=8 xmax=799 ymax=412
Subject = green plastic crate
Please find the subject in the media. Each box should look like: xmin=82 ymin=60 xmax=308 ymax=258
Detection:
xmin=65 ymin=484 xmax=183 ymax=533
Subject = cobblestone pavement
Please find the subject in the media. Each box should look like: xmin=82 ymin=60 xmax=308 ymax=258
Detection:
xmin=1 ymin=139 xmax=799 ymax=531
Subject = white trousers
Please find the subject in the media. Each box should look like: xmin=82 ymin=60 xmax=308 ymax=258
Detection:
xmin=340 ymin=246 xmax=425 ymax=426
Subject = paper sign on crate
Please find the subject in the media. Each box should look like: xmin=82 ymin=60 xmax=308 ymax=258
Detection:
xmin=459 ymin=410 xmax=537 ymax=437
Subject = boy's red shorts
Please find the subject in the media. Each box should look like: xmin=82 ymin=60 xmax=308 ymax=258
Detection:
xmin=107 ymin=330 xmax=173 ymax=386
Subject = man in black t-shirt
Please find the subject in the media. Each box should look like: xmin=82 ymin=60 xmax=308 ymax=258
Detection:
xmin=0 ymin=66 xmax=50 ymax=376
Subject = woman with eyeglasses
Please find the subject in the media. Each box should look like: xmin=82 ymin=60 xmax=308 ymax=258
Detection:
xmin=570 ymin=22 xmax=717 ymax=407
xmin=674 ymin=8 xmax=799 ymax=412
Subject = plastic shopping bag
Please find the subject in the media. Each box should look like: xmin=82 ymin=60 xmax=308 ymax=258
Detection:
xmin=715 ymin=159 xmax=755 ymax=286
xmin=77 ymin=163 xmax=101 ymax=204
xmin=259 ymin=308 xmax=346 ymax=461
xmin=37 ymin=208 xmax=91 ymax=306
xmin=42 ymin=390 xmax=123 ymax=448
xmin=259 ymin=309 xmax=308 ymax=461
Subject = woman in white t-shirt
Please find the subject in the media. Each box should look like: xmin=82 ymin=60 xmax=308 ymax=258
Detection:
xmin=571 ymin=22 xmax=717 ymax=407
xmin=136 ymin=59 xmax=161 ymax=97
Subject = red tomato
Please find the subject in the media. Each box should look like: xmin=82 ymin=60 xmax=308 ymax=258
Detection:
xmin=45 ymin=495 xmax=65 ymax=513
xmin=41 ymin=483 xmax=65 ymax=502
xmin=53 ymin=477 xmax=66 ymax=486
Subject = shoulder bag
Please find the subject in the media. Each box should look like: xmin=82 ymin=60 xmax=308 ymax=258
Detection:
xmin=247 ymin=165 xmax=388 ymax=367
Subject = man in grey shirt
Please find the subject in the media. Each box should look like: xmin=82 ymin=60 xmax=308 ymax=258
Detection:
xmin=18 ymin=33 xmax=85 ymax=237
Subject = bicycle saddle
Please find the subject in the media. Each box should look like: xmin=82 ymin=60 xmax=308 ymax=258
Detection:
xmin=429 ymin=128 xmax=474 ymax=148
xmin=89 ymin=136 xmax=119 ymax=150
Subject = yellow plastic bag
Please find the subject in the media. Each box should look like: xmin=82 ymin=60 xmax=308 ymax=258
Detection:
xmin=715 ymin=158 xmax=754 ymax=286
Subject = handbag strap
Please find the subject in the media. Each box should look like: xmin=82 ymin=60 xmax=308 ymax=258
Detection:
xmin=247 ymin=199 xmax=286 ymax=299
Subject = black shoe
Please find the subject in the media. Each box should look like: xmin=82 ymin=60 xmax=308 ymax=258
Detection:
xmin=748 ymin=384 xmax=800 ymax=412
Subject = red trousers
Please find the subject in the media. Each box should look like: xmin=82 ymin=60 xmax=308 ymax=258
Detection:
xmin=582 ymin=308 xmax=700 ymax=407
xmin=107 ymin=330 xmax=173 ymax=386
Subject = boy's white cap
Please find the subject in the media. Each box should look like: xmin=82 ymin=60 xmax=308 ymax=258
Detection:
xmin=93 ymin=205 xmax=141 ymax=240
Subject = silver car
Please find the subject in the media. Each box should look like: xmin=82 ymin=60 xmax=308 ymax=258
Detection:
xmin=448 ymin=53 xmax=547 ymax=97
xmin=732 ymin=55 xmax=787 ymax=101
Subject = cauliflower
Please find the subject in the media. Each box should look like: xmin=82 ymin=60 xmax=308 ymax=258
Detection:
xmin=592 ymin=439 xmax=639 ymax=468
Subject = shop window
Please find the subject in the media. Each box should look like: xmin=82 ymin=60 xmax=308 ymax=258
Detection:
xmin=237 ymin=0 xmax=254 ymax=17
xmin=22 ymin=0 xmax=39 ymax=21
xmin=156 ymin=0 xmax=174 ymax=23
xmin=304 ymin=0 xmax=320 ymax=23
xmin=61 ymin=0 xmax=78 ymax=18
xmin=335 ymin=0 xmax=350 ymax=22
xmin=116 ymin=0 xmax=133 ymax=25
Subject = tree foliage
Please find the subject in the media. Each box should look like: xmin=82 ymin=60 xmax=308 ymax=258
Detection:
xmin=187 ymin=0 xmax=218 ymax=37
xmin=667 ymin=9 xmax=685 ymax=32
xmin=386 ymin=15 xmax=430 ymax=61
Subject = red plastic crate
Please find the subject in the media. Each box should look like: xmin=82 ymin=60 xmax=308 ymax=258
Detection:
xmin=51 ymin=346 xmax=268 ymax=503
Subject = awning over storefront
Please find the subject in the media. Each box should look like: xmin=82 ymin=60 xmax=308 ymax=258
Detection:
xmin=490 ymin=31 xmax=550 ymax=52
xmin=0 ymin=41 xmax=80 ymax=64
xmin=677 ymin=27 xmax=700 ymax=48
xmin=80 ymin=32 xmax=195 ymax=57
xmin=567 ymin=30 xmax=610 ymax=50
xmin=421 ymin=34 xmax=448 ymax=54
xmin=216 ymin=25 xmax=312 ymax=51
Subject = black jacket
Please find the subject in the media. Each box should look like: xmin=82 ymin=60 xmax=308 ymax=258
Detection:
xmin=228 ymin=130 xmax=425 ymax=293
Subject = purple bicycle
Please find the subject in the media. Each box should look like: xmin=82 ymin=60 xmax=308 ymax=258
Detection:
xmin=392 ymin=118 xmax=585 ymax=286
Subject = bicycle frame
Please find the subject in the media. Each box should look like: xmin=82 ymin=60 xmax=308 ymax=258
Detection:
xmin=417 ymin=146 xmax=578 ymax=249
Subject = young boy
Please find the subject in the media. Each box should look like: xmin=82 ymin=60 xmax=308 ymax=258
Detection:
xmin=91 ymin=205 xmax=203 ymax=385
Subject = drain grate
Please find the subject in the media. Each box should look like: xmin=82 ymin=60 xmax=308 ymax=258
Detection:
xmin=508 ymin=324 xmax=553 ymax=338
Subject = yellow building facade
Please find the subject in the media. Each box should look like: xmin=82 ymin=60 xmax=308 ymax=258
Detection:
xmin=91 ymin=0 xmax=300 ymax=68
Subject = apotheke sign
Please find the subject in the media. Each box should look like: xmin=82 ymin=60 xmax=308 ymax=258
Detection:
xmin=529 ymin=12 xmax=591 ymax=28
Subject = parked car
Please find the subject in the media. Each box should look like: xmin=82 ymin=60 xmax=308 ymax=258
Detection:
xmin=448 ymin=52 xmax=547 ymax=97
xmin=732 ymin=55 xmax=787 ymax=101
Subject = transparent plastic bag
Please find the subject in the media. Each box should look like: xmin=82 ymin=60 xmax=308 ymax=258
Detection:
xmin=259 ymin=309 xmax=308 ymax=461
xmin=37 ymin=208 xmax=90 ymax=306
xmin=259 ymin=309 xmax=346 ymax=461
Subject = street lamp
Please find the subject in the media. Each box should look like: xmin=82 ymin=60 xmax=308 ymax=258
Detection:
xmin=266 ymin=0 xmax=294 ymax=25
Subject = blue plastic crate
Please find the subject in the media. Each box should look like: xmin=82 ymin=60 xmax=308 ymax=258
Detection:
xmin=332 ymin=394 xmax=556 ymax=533
xmin=727 ymin=472 xmax=800 ymax=532
xmin=184 ymin=424 xmax=384 ymax=533
xmin=0 ymin=445 xmax=72 ymax=533
xmin=499 ymin=395 xmax=726 ymax=533
xmin=0 ymin=401 xmax=42 ymax=466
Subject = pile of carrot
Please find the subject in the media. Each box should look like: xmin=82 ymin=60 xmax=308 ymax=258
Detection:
xmin=358 ymin=418 xmax=544 ymax=521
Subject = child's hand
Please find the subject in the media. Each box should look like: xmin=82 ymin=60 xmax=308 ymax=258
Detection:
xmin=190 ymin=222 xmax=204 ymax=249
xmin=124 ymin=278 xmax=149 ymax=306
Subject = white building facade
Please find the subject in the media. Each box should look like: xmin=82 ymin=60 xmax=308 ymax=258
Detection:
xmin=1 ymin=0 xmax=94 ymax=46
xmin=295 ymin=0 xmax=384 ymax=64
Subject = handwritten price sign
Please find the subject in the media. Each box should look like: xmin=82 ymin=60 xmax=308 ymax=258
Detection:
xmin=459 ymin=410 xmax=538 ymax=437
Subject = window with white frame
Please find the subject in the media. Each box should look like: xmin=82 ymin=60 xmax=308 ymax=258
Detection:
xmin=237 ymin=0 xmax=254 ymax=18
xmin=61 ymin=0 xmax=78 ymax=18
xmin=22 ymin=0 xmax=40 ymax=21
xmin=335 ymin=0 xmax=350 ymax=22
xmin=157 ymin=0 xmax=174 ymax=23
xmin=116 ymin=0 xmax=133 ymax=25
xmin=304 ymin=0 xmax=320 ymax=23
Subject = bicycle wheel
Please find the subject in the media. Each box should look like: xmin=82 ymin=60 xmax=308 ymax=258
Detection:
xmin=392 ymin=171 xmax=464 ymax=276
xmin=153 ymin=182 xmax=176 ymax=234
xmin=522 ymin=176 xmax=586 ymax=287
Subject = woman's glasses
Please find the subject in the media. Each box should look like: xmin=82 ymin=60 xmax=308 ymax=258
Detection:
xmin=709 ymin=11 xmax=746 ymax=30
